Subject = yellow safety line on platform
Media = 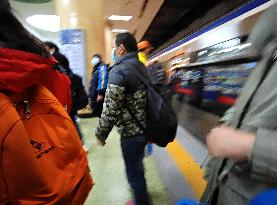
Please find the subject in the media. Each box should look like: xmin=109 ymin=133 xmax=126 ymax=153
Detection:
xmin=166 ymin=139 xmax=207 ymax=199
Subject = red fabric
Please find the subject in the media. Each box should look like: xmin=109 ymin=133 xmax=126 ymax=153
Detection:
xmin=40 ymin=70 xmax=71 ymax=111
xmin=0 ymin=48 xmax=71 ymax=111
xmin=217 ymin=96 xmax=236 ymax=105
xmin=174 ymin=83 xmax=194 ymax=96
xmin=175 ymin=87 xmax=194 ymax=96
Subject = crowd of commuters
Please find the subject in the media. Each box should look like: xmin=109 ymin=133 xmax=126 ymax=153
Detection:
xmin=1 ymin=0 xmax=277 ymax=204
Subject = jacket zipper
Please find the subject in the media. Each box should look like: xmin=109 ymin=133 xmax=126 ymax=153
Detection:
xmin=23 ymin=101 xmax=31 ymax=119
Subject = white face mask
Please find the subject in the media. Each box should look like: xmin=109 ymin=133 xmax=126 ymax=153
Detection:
xmin=91 ymin=57 xmax=100 ymax=66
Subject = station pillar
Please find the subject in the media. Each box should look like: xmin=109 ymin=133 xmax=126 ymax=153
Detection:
xmin=55 ymin=0 xmax=107 ymax=84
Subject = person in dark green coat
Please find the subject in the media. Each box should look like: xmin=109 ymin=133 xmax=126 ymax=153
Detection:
xmin=201 ymin=3 xmax=277 ymax=205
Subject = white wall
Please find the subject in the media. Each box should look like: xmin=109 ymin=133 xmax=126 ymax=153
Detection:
xmin=10 ymin=0 xmax=60 ymax=44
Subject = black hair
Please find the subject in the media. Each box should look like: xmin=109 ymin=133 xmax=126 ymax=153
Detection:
xmin=0 ymin=0 xmax=11 ymax=11
xmin=0 ymin=0 xmax=49 ymax=57
xmin=54 ymin=53 xmax=69 ymax=68
xmin=93 ymin=54 xmax=102 ymax=60
xmin=115 ymin=32 xmax=138 ymax=52
xmin=54 ymin=53 xmax=72 ymax=74
xmin=45 ymin=41 xmax=60 ymax=53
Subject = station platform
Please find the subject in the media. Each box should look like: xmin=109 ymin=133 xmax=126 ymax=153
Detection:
xmin=79 ymin=118 xmax=208 ymax=205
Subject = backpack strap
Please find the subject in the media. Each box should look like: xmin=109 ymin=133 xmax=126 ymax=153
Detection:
xmin=133 ymin=65 xmax=153 ymax=89
xmin=125 ymin=99 xmax=145 ymax=132
xmin=122 ymin=61 xmax=149 ymax=135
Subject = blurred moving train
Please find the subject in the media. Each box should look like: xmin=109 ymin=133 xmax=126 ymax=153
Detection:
xmin=148 ymin=0 xmax=275 ymax=142
xmin=172 ymin=38 xmax=257 ymax=116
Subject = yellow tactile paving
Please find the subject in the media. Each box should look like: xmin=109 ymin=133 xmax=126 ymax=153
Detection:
xmin=166 ymin=139 xmax=207 ymax=199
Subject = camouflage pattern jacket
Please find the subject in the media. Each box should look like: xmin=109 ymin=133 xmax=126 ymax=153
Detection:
xmin=95 ymin=52 xmax=147 ymax=140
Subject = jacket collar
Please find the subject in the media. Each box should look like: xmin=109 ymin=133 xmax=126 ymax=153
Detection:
xmin=114 ymin=52 xmax=138 ymax=66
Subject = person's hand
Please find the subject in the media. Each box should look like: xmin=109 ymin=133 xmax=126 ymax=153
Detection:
xmin=207 ymin=125 xmax=255 ymax=161
xmin=97 ymin=138 xmax=106 ymax=146
xmin=96 ymin=95 xmax=104 ymax=102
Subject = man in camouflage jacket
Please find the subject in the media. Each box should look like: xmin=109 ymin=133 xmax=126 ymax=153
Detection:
xmin=95 ymin=32 xmax=151 ymax=205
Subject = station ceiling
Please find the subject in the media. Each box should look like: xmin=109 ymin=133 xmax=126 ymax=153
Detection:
xmin=105 ymin=0 xmax=164 ymax=41
xmin=11 ymin=0 xmax=244 ymax=51
xmin=11 ymin=0 xmax=164 ymax=43
xmin=142 ymin=0 xmax=223 ymax=49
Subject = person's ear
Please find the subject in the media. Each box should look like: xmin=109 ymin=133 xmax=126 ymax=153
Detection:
xmin=120 ymin=44 xmax=127 ymax=55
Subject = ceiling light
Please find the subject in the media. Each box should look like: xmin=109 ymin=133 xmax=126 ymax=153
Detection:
xmin=111 ymin=29 xmax=129 ymax=33
xmin=108 ymin=15 xmax=133 ymax=21
xmin=26 ymin=15 xmax=60 ymax=32
xmin=62 ymin=0 xmax=70 ymax=6
xmin=70 ymin=16 xmax=78 ymax=27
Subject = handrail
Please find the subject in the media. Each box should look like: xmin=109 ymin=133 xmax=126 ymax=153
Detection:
xmin=173 ymin=54 xmax=261 ymax=71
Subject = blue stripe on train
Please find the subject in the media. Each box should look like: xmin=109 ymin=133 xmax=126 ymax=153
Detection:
xmin=150 ymin=0 xmax=270 ymax=60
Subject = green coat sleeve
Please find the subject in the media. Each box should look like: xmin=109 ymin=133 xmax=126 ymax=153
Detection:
xmin=95 ymin=84 xmax=125 ymax=140
xmin=251 ymin=128 xmax=277 ymax=182
xmin=95 ymin=67 xmax=126 ymax=140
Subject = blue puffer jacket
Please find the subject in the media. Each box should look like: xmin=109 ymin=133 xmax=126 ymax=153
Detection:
xmin=89 ymin=62 xmax=108 ymax=101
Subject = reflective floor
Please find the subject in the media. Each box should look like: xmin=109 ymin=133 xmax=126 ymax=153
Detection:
xmin=81 ymin=118 xmax=171 ymax=205
xmin=79 ymin=118 xmax=207 ymax=205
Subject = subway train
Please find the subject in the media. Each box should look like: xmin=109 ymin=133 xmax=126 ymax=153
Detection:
xmin=149 ymin=0 xmax=275 ymax=142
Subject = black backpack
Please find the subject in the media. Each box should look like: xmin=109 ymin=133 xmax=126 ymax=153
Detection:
xmin=127 ymin=63 xmax=178 ymax=147
xmin=146 ymin=63 xmax=166 ymax=89
xmin=69 ymin=73 xmax=88 ymax=112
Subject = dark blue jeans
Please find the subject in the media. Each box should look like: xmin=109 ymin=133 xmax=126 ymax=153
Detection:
xmin=121 ymin=135 xmax=151 ymax=205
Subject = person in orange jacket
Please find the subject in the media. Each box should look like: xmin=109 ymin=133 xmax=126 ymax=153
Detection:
xmin=137 ymin=40 xmax=153 ymax=65
xmin=0 ymin=1 xmax=93 ymax=204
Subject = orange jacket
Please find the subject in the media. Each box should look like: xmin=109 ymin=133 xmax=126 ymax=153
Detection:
xmin=0 ymin=48 xmax=92 ymax=204
xmin=0 ymin=85 xmax=93 ymax=204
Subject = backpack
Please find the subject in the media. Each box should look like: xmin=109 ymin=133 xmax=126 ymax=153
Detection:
xmin=146 ymin=63 xmax=166 ymax=89
xmin=0 ymin=85 xmax=93 ymax=204
xmin=69 ymin=73 xmax=88 ymax=112
xmin=128 ymin=62 xmax=178 ymax=147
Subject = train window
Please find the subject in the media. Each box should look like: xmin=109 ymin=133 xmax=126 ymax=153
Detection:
xmin=171 ymin=36 xmax=257 ymax=116
xmin=195 ymin=36 xmax=250 ymax=63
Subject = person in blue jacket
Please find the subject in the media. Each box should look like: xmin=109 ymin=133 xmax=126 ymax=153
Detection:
xmin=89 ymin=54 xmax=109 ymax=117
